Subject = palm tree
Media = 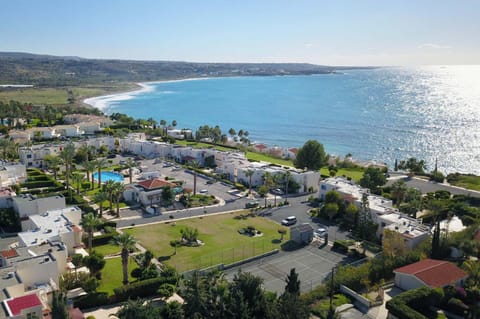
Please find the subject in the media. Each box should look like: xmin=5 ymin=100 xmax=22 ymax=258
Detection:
xmin=191 ymin=161 xmax=199 ymax=196
xmin=391 ymin=180 xmax=407 ymax=207
xmin=124 ymin=158 xmax=137 ymax=184
xmin=104 ymin=180 xmax=116 ymax=213
xmin=59 ymin=142 xmax=75 ymax=192
xmin=94 ymin=157 xmax=108 ymax=188
xmin=160 ymin=119 xmax=167 ymax=135
xmin=81 ymin=213 xmax=101 ymax=253
xmin=44 ymin=155 xmax=62 ymax=180
xmin=273 ymin=173 xmax=283 ymax=207
xmin=284 ymin=171 xmax=291 ymax=204
xmin=71 ymin=172 xmax=84 ymax=195
xmin=113 ymin=182 xmax=126 ymax=217
xmin=93 ymin=190 xmax=108 ymax=218
xmin=83 ymin=160 xmax=96 ymax=189
xmin=245 ymin=169 xmax=254 ymax=195
xmin=0 ymin=138 xmax=16 ymax=161
xmin=112 ymin=233 xmax=137 ymax=285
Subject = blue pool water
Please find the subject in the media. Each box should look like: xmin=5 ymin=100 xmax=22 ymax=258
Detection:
xmin=92 ymin=171 xmax=124 ymax=183
xmin=88 ymin=66 xmax=480 ymax=174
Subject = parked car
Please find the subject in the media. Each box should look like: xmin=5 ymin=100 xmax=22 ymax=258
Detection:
xmin=314 ymin=226 xmax=328 ymax=237
xmin=107 ymin=154 xmax=116 ymax=159
xmin=281 ymin=216 xmax=297 ymax=226
xmin=199 ymin=189 xmax=208 ymax=194
xmin=272 ymin=188 xmax=284 ymax=195
xmin=245 ymin=201 xmax=259 ymax=209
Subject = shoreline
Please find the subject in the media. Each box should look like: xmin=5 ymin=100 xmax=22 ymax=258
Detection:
xmin=82 ymin=77 xmax=214 ymax=110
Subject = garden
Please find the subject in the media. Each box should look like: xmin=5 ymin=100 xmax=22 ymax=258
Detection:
xmin=124 ymin=211 xmax=288 ymax=273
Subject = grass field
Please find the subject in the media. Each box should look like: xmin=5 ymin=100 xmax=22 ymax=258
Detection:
xmin=245 ymin=151 xmax=294 ymax=167
xmin=124 ymin=211 xmax=288 ymax=273
xmin=320 ymin=167 xmax=364 ymax=182
xmin=448 ymin=174 xmax=480 ymax=191
xmin=93 ymin=243 xmax=121 ymax=256
xmin=97 ymin=257 xmax=137 ymax=295
xmin=0 ymin=83 xmax=137 ymax=106
xmin=174 ymin=140 xmax=234 ymax=152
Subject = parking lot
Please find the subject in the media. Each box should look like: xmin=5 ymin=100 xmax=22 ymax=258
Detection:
xmin=224 ymin=244 xmax=352 ymax=294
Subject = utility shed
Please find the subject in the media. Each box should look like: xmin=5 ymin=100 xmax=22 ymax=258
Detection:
xmin=290 ymin=223 xmax=314 ymax=244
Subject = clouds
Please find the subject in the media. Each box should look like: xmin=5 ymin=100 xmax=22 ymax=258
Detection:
xmin=418 ymin=43 xmax=452 ymax=50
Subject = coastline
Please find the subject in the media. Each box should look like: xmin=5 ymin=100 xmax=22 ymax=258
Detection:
xmin=82 ymin=77 xmax=213 ymax=111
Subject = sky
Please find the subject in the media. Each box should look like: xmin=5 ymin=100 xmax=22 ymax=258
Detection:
xmin=1 ymin=0 xmax=479 ymax=66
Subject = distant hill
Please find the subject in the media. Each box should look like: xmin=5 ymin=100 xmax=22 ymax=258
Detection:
xmin=0 ymin=51 xmax=369 ymax=87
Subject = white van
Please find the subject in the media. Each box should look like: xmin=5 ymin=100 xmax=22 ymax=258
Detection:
xmin=281 ymin=216 xmax=297 ymax=226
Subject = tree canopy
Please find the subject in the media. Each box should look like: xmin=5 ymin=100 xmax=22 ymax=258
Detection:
xmin=294 ymin=140 xmax=327 ymax=170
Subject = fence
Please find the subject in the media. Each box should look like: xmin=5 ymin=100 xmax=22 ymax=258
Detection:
xmin=171 ymin=236 xmax=280 ymax=273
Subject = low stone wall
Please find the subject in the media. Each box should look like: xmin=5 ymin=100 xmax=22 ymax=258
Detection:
xmin=340 ymin=284 xmax=372 ymax=309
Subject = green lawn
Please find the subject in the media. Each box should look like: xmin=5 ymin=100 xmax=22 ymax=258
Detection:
xmin=0 ymin=83 xmax=137 ymax=106
xmin=175 ymin=140 xmax=234 ymax=152
xmin=97 ymin=257 xmax=137 ymax=295
xmin=245 ymin=151 xmax=294 ymax=167
xmin=320 ymin=167 xmax=365 ymax=182
xmin=124 ymin=211 xmax=288 ymax=273
xmin=93 ymin=243 xmax=121 ymax=256
xmin=447 ymin=174 xmax=480 ymax=191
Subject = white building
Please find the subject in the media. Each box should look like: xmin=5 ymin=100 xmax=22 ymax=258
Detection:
xmin=319 ymin=177 xmax=429 ymax=246
xmin=0 ymin=187 xmax=16 ymax=209
xmin=53 ymin=125 xmax=85 ymax=137
xmin=378 ymin=213 xmax=430 ymax=249
xmin=0 ymin=240 xmax=69 ymax=318
xmin=25 ymin=127 xmax=60 ymax=140
xmin=167 ymin=129 xmax=192 ymax=140
xmin=13 ymin=194 xmax=66 ymax=219
xmin=18 ymin=143 xmax=65 ymax=168
xmin=17 ymin=206 xmax=83 ymax=255
xmin=0 ymin=163 xmax=26 ymax=187
xmin=394 ymin=259 xmax=468 ymax=291
xmin=123 ymin=178 xmax=177 ymax=207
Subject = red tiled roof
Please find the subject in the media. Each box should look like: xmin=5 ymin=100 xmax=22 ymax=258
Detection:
xmin=6 ymin=293 xmax=42 ymax=315
xmin=395 ymin=259 xmax=468 ymax=288
xmin=1 ymin=249 xmax=18 ymax=259
xmin=255 ymin=144 xmax=267 ymax=150
xmin=137 ymin=178 xmax=175 ymax=190
xmin=288 ymin=148 xmax=298 ymax=154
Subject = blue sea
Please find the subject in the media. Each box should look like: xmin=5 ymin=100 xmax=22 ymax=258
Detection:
xmin=86 ymin=66 xmax=480 ymax=175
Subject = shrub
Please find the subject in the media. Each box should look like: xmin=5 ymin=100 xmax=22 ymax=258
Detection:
xmin=85 ymin=231 xmax=119 ymax=246
xmin=386 ymin=287 xmax=443 ymax=319
xmin=430 ymin=171 xmax=445 ymax=183
xmin=332 ymin=240 xmax=353 ymax=253
xmin=74 ymin=292 xmax=109 ymax=309
xmin=113 ymin=276 xmax=176 ymax=301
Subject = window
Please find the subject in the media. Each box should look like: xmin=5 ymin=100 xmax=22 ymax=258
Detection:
xmin=27 ymin=154 xmax=32 ymax=158
xmin=321 ymin=185 xmax=326 ymax=190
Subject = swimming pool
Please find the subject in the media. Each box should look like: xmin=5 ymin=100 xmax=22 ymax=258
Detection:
xmin=92 ymin=171 xmax=124 ymax=183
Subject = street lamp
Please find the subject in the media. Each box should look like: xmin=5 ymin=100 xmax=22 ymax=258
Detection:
xmin=328 ymin=265 xmax=337 ymax=319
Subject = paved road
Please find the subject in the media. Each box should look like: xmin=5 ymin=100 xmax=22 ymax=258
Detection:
xmin=386 ymin=174 xmax=480 ymax=197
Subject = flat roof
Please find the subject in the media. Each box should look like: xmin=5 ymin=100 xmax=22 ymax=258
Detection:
xmin=18 ymin=207 xmax=81 ymax=247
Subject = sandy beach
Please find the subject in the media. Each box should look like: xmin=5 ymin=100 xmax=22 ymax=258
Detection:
xmin=83 ymin=77 xmax=211 ymax=111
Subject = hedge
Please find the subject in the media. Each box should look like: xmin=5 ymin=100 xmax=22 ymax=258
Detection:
xmin=74 ymin=292 xmax=110 ymax=309
xmin=113 ymin=276 xmax=175 ymax=301
xmin=332 ymin=240 xmax=353 ymax=253
xmin=21 ymin=180 xmax=57 ymax=189
xmin=85 ymin=231 xmax=119 ymax=247
xmin=386 ymin=287 xmax=443 ymax=319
